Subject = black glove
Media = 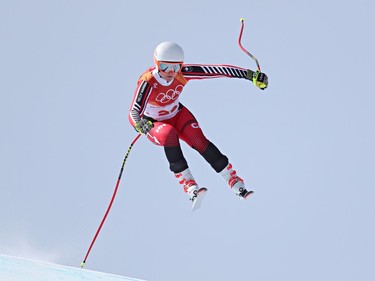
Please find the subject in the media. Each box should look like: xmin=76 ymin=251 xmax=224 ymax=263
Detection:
xmin=134 ymin=119 xmax=154 ymax=134
xmin=246 ymin=70 xmax=268 ymax=90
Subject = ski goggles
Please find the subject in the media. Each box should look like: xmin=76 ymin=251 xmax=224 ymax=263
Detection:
xmin=157 ymin=62 xmax=182 ymax=73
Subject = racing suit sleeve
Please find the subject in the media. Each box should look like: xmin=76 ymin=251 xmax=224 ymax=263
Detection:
xmin=181 ymin=64 xmax=252 ymax=81
xmin=128 ymin=80 xmax=152 ymax=127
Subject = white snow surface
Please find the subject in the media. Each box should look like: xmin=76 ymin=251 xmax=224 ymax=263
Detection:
xmin=0 ymin=254 xmax=146 ymax=281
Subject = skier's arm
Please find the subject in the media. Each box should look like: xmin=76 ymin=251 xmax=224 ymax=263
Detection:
xmin=128 ymin=80 xmax=152 ymax=128
xmin=182 ymin=64 xmax=248 ymax=80
xmin=182 ymin=64 xmax=268 ymax=90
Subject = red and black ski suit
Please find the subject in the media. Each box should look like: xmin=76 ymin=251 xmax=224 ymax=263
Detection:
xmin=129 ymin=64 xmax=249 ymax=174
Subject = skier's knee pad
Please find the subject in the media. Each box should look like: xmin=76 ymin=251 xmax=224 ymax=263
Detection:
xmin=169 ymin=158 xmax=189 ymax=174
xmin=164 ymin=146 xmax=189 ymax=173
xmin=201 ymin=142 xmax=228 ymax=173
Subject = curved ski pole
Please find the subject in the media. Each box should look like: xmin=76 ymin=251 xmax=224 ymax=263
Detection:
xmin=81 ymin=133 xmax=142 ymax=268
xmin=238 ymin=18 xmax=261 ymax=71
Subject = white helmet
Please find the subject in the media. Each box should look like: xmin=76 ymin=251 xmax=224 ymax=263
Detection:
xmin=153 ymin=41 xmax=184 ymax=63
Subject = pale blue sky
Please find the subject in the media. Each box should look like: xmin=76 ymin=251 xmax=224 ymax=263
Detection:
xmin=1 ymin=1 xmax=374 ymax=281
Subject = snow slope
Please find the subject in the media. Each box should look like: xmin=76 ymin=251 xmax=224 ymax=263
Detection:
xmin=0 ymin=254 xmax=146 ymax=281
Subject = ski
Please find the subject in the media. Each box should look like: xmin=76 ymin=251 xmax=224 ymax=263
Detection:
xmin=241 ymin=190 xmax=254 ymax=200
xmin=191 ymin=187 xmax=208 ymax=211
xmin=239 ymin=189 xmax=254 ymax=200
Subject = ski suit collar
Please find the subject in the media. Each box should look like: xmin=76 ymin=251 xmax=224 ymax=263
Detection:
xmin=152 ymin=68 xmax=174 ymax=86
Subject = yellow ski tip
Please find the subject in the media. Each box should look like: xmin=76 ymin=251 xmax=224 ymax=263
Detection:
xmin=240 ymin=18 xmax=245 ymax=22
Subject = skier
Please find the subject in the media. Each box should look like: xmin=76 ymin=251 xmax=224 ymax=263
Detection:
xmin=129 ymin=41 xmax=268 ymax=204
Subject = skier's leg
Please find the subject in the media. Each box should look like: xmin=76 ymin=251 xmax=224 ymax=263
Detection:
xmin=147 ymin=122 xmax=199 ymax=199
xmin=146 ymin=122 xmax=186 ymax=172
xmin=175 ymin=107 xmax=252 ymax=198
xmin=200 ymin=141 xmax=252 ymax=198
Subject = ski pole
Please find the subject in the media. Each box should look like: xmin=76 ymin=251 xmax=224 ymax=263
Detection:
xmin=238 ymin=18 xmax=261 ymax=71
xmin=81 ymin=133 xmax=142 ymax=268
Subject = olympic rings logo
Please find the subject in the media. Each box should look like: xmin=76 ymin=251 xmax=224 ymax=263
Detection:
xmin=155 ymin=85 xmax=183 ymax=104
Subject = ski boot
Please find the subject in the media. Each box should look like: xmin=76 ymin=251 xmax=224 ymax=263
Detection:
xmin=183 ymin=180 xmax=200 ymax=201
xmin=175 ymin=169 xmax=207 ymax=210
xmin=229 ymin=175 xmax=253 ymax=199
xmin=175 ymin=169 xmax=205 ymax=200
xmin=220 ymin=163 xmax=253 ymax=199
